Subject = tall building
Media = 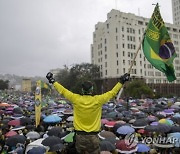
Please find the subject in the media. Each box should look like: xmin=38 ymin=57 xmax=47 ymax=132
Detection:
xmin=172 ymin=0 xmax=180 ymax=25
xmin=91 ymin=9 xmax=180 ymax=85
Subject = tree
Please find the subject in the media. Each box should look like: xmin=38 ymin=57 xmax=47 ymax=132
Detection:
xmin=124 ymin=79 xmax=153 ymax=98
xmin=56 ymin=63 xmax=100 ymax=94
xmin=0 ymin=80 xmax=9 ymax=90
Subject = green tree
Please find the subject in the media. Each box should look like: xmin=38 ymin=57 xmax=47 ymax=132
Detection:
xmin=0 ymin=80 xmax=9 ymax=90
xmin=56 ymin=63 xmax=100 ymax=94
xmin=124 ymin=79 xmax=153 ymax=98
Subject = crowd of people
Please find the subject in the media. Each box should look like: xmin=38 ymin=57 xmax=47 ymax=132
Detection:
xmin=0 ymin=74 xmax=180 ymax=154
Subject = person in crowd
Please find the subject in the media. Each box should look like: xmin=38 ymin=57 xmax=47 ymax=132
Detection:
xmin=46 ymin=72 xmax=130 ymax=154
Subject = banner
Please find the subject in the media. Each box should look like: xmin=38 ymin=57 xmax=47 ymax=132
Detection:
xmin=35 ymin=80 xmax=42 ymax=127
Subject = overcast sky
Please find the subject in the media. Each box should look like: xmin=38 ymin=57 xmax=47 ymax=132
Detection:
xmin=0 ymin=0 xmax=173 ymax=77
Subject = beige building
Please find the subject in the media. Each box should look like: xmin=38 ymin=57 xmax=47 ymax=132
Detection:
xmin=21 ymin=78 xmax=31 ymax=92
xmin=172 ymin=0 xmax=180 ymax=25
xmin=91 ymin=9 xmax=180 ymax=84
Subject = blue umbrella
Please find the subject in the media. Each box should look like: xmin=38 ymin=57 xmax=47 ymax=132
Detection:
xmin=116 ymin=125 xmax=135 ymax=135
xmin=137 ymin=143 xmax=150 ymax=152
xmin=168 ymin=132 xmax=180 ymax=147
xmin=43 ymin=114 xmax=62 ymax=123
xmin=27 ymin=146 xmax=46 ymax=154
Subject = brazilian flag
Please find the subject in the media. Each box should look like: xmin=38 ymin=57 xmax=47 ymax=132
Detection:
xmin=142 ymin=3 xmax=177 ymax=82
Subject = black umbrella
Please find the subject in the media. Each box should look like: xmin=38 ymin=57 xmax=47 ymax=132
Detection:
xmin=156 ymin=124 xmax=171 ymax=133
xmin=13 ymin=107 xmax=23 ymax=114
xmin=144 ymin=125 xmax=158 ymax=132
xmin=27 ymin=146 xmax=46 ymax=154
xmin=100 ymin=140 xmax=116 ymax=152
xmin=49 ymin=143 xmax=65 ymax=152
xmin=47 ymin=126 xmax=62 ymax=137
xmin=132 ymin=119 xmax=149 ymax=128
xmin=26 ymin=125 xmax=36 ymax=131
xmin=170 ymin=126 xmax=180 ymax=133
xmin=20 ymin=117 xmax=32 ymax=126
xmin=41 ymin=136 xmax=63 ymax=147
xmin=6 ymin=135 xmax=26 ymax=147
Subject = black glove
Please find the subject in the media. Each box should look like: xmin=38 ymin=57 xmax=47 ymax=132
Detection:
xmin=46 ymin=72 xmax=55 ymax=84
xmin=119 ymin=73 xmax=130 ymax=84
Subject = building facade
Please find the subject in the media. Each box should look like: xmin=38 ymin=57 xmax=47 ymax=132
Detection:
xmin=172 ymin=0 xmax=180 ymax=25
xmin=91 ymin=9 xmax=180 ymax=96
xmin=21 ymin=78 xmax=31 ymax=92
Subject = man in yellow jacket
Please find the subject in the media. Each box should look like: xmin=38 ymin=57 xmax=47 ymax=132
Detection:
xmin=46 ymin=72 xmax=130 ymax=154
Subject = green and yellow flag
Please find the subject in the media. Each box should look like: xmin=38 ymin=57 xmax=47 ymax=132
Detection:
xmin=35 ymin=80 xmax=42 ymax=127
xmin=142 ymin=3 xmax=177 ymax=82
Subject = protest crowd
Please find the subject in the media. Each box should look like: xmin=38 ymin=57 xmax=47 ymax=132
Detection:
xmin=0 ymin=87 xmax=180 ymax=154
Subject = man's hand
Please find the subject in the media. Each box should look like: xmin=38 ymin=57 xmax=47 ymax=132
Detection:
xmin=119 ymin=73 xmax=130 ymax=84
xmin=46 ymin=72 xmax=55 ymax=84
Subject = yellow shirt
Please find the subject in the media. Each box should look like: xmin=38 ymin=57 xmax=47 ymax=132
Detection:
xmin=54 ymin=82 xmax=122 ymax=132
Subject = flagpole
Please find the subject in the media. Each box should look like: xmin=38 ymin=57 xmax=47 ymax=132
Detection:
xmin=116 ymin=36 xmax=144 ymax=101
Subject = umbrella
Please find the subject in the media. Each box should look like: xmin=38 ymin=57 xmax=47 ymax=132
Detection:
xmin=168 ymin=132 xmax=180 ymax=147
xmin=159 ymin=119 xmax=174 ymax=126
xmin=100 ymin=140 xmax=116 ymax=151
xmin=131 ymin=119 xmax=148 ymax=129
xmin=170 ymin=126 xmax=180 ymax=133
xmin=20 ymin=117 xmax=32 ymax=125
xmin=0 ymin=102 xmax=11 ymax=107
xmin=26 ymin=131 xmax=40 ymax=139
xmin=101 ymin=119 xmax=109 ymax=124
xmin=150 ymin=121 xmax=159 ymax=126
xmin=137 ymin=129 xmax=149 ymax=134
xmin=137 ymin=143 xmax=150 ymax=152
xmin=11 ymin=125 xmax=26 ymax=131
xmin=155 ymin=124 xmax=171 ymax=133
xmin=63 ymin=132 xmax=75 ymax=143
xmin=104 ymin=121 xmax=116 ymax=128
xmin=47 ymin=126 xmax=62 ymax=137
xmin=49 ymin=143 xmax=65 ymax=152
xmin=5 ymin=130 xmax=17 ymax=138
xmin=66 ymin=116 xmax=73 ymax=122
xmin=116 ymin=140 xmax=137 ymax=154
xmin=98 ymin=131 xmax=117 ymax=140
xmin=27 ymin=146 xmax=46 ymax=154
xmin=41 ymin=136 xmax=62 ymax=147
xmin=8 ymin=119 xmax=21 ymax=126
xmin=144 ymin=125 xmax=158 ymax=132
xmin=174 ymin=102 xmax=180 ymax=106
xmin=43 ymin=114 xmax=62 ymax=123
xmin=116 ymin=125 xmax=135 ymax=135
xmin=6 ymin=135 xmax=26 ymax=147
xmin=13 ymin=107 xmax=23 ymax=114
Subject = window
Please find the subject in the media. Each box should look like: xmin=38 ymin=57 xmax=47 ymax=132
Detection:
xmin=117 ymin=60 xmax=119 ymax=66
xmin=116 ymin=52 xmax=118 ymax=57
xmin=107 ymin=24 xmax=109 ymax=29
xmin=105 ymin=54 xmax=107 ymax=59
xmin=116 ymin=28 xmax=118 ymax=33
xmin=123 ymin=51 xmax=125 ymax=56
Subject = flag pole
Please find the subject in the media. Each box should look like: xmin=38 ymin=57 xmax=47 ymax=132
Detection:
xmin=116 ymin=37 xmax=144 ymax=101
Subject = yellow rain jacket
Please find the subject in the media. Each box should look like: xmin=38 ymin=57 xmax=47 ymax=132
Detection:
xmin=53 ymin=82 xmax=122 ymax=132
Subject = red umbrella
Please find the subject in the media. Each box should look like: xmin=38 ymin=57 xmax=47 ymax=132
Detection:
xmin=8 ymin=119 xmax=21 ymax=126
xmin=5 ymin=130 xmax=17 ymax=137
xmin=0 ymin=102 xmax=11 ymax=107
xmin=105 ymin=121 xmax=116 ymax=128
xmin=116 ymin=140 xmax=137 ymax=153
xmin=137 ymin=129 xmax=149 ymax=134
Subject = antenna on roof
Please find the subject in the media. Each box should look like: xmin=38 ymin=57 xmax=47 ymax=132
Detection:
xmin=138 ymin=8 xmax=140 ymax=16
xmin=115 ymin=0 xmax=117 ymax=10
